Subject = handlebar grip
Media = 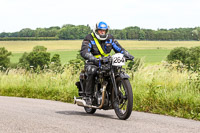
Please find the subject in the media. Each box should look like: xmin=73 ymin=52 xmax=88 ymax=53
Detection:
xmin=125 ymin=57 xmax=134 ymax=61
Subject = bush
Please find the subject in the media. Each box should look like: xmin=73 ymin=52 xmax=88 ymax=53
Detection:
xmin=32 ymin=46 xmax=47 ymax=52
xmin=18 ymin=46 xmax=50 ymax=71
xmin=0 ymin=47 xmax=12 ymax=71
xmin=167 ymin=47 xmax=188 ymax=64
xmin=18 ymin=52 xmax=29 ymax=69
xmin=67 ymin=59 xmax=84 ymax=74
xmin=49 ymin=54 xmax=64 ymax=73
xmin=186 ymin=46 xmax=200 ymax=71
xmin=51 ymin=54 xmax=61 ymax=66
xmin=167 ymin=46 xmax=200 ymax=72
xmin=66 ymin=50 xmax=84 ymax=74
xmin=27 ymin=51 xmax=50 ymax=70
xmin=76 ymin=50 xmax=84 ymax=61
xmin=17 ymin=46 xmax=65 ymax=73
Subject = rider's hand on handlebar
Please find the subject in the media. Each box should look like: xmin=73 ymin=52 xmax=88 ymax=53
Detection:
xmin=98 ymin=56 xmax=110 ymax=63
xmin=128 ymin=55 xmax=134 ymax=60
xmin=88 ymin=56 xmax=99 ymax=65
xmin=124 ymin=51 xmax=134 ymax=60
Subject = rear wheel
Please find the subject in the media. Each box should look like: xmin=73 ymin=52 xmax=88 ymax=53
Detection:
xmin=84 ymin=107 xmax=96 ymax=114
xmin=113 ymin=77 xmax=133 ymax=120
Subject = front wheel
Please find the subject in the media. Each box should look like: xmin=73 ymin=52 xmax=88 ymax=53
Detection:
xmin=113 ymin=77 xmax=133 ymax=120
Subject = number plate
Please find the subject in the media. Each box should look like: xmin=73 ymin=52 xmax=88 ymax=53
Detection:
xmin=112 ymin=53 xmax=125 ymax=66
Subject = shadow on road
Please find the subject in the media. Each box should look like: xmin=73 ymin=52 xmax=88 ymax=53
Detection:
xmin=56 ymin=110 xmax=117 ymax=120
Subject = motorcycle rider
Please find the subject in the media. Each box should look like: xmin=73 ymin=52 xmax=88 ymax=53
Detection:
xmin=80 ymin=21 xmax=134 ymax=104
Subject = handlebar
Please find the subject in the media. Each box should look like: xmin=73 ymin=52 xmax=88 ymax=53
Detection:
xmin=125 ymin=57 xmax=134 ymax=61
xmin=86 ymin=55 xmax=133 ymax=65
xmin=97 ymin=56 xmax=134 ymax=62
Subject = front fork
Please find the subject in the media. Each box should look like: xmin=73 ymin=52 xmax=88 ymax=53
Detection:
xmin=110 ymin=69 xmax=120 ymax=106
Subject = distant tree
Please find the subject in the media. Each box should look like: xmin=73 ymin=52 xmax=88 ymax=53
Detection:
xmin=0 ymin=32 xmax=9 ymax=37
xmin=192 ymin=27 xmax=200 ymax=40
xmin=19 ymin=28 xmax=35 ymax=37
xmin=35 ymin=28 xmax=48 ymax=37
xmin=139 ymin=30 xmax=146 ymax=40
xmin=143 ymin=29 xmax=154 ymax=40
xmin=124 ymin=26 xmax=140 ymax=39
xmin=0 ymin=25 xmax=198 ymax=40
xmin=58 ymin=25 xmax=91 ymax=39
xmin=48 ymin=26 xmax=60 ymax=30
xmin=62 ymin=24 xmax=75 ymax=28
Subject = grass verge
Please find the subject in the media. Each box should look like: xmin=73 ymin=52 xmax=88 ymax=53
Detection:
xmin=0 ymin=64 xmax=199 ymax=120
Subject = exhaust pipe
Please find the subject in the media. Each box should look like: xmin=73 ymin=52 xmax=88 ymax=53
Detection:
xmin=74 ymin=83 xmax=107 ymax=109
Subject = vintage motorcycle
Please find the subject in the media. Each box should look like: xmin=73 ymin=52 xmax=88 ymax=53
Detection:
xmin=74 ymin=53 xmax=133 ymax=120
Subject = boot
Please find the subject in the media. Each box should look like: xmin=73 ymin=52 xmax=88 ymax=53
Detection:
xmin=85 ymin=74 xmax=95 ymax=96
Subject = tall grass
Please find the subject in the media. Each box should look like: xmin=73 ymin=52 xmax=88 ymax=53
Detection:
xmin=0 ymin=64 xmax=199 ymax=120
xmin=0 ymin=68 xmax=79 ymax=102
xmin=131 ymin=62 xmax=200 ymax=120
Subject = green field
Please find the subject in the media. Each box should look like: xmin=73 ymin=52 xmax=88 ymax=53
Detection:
xmin=10 ymin=49 xmax=170 ymax=64
xmin=0 ymin=40 xmax=199 ymax=64
xmin=10 ymin=51 xmax=79 ymax=64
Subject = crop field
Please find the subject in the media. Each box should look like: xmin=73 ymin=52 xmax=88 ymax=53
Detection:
xmin=1 ymin=40 xmax=199 ymax=64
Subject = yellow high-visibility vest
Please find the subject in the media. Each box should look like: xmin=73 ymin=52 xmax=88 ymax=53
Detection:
xmin=91 ymin=33 xmax=109 ymax=58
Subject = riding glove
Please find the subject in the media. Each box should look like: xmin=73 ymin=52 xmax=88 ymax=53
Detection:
xmin=123 ymin=51 xmax=134 ymax=60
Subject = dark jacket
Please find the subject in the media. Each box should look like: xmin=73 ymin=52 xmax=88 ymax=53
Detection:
xmin=80 ymin=33 xmax=125 ymax=60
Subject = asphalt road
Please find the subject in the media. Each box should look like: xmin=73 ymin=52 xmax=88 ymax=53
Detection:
xmin=0 ymin=96 xmax=199 ymax=133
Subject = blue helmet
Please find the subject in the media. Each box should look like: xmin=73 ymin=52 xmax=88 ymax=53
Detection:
xmin=93 ymin=21 xmax=109 ymax=40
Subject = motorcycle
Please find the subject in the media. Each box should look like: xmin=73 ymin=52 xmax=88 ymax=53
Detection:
xmin=74 ymin=53 xmax=133 ymax=120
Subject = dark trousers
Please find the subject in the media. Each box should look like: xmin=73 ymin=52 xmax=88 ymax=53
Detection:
xmin=84 ymin=64 xmax=98 ymax=96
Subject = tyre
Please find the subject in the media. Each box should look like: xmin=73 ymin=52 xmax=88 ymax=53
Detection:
xmin=113 ymin=77 xmax=133 ymax=120
xmin=84 ymin=107 xmax=96 ymax=114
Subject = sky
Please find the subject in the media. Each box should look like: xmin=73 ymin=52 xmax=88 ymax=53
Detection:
xmin=0 ymin=0 xmax=200 ymax=33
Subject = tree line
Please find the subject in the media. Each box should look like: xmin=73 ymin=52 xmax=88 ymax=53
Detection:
xmin=0 ymin=24 xmax=200 ymax=41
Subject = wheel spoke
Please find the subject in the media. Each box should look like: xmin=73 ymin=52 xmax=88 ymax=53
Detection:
xmin=117 ymin=81 xmax=129 ymax=114
xmin=119 ymin=100 xmax=127 ymax=109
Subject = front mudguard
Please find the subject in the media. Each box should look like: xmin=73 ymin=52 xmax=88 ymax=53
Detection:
xmin=119 ymin=72 xmax=130 ymax=79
